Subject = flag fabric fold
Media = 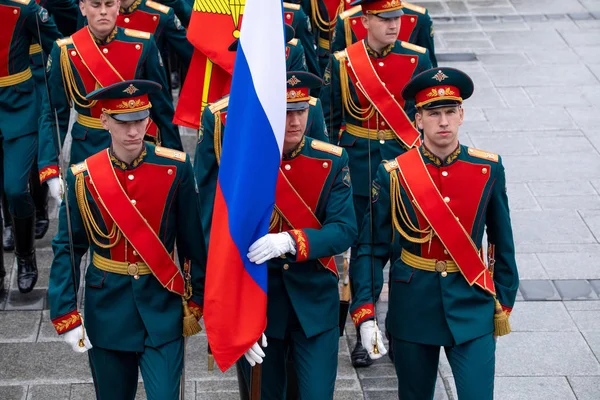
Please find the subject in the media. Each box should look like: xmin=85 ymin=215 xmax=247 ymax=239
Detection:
xmin=203 ymin=0 xmax=287 ymax=372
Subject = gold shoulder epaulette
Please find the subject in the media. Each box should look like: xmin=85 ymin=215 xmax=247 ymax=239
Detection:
xmin=9 ymin=0 xmax=31 ymax=5
xmin=401 ymin=41 xmax=426 ymax=54
xmin=146 ymin=0 xmax=170 ymax=14
xmin=467 ymin=147 xmax=498 ymax=163
xmin=155 ymin=146 xmax=186 ymax=162
xmin=384 ymin=159 xmax=399 ymax=172
xmin=311 ymin=139 xmax=343 ymax=157
xmin=308 ymin=96 xmax=318 ymax=107
xmin=334 ymin=50 xmax=347 ymax=61
xmin=208 ymin=96 xmax=230 ymax=114
xmin=56 ymin=37 xmax=73 ymax=47
xmin=283 ymin=2 xmax=300 ymax=10
xmin=339 ymin=5 xmax=361 ymax=20
xmin=71 ymin=162 xmax=87 ymax=175
xmin=124 ymin=28 xmax=151 ymax=39
xmin=402 ymin=2 xmax=426 ymax=14
xmin=288 ymin=38 xmax=298 ymax=46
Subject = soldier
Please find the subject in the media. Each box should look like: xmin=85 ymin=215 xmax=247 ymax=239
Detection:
xmin=38 ymin=0 xmax=182 ymax=210
xmin=350 ymin=68 xmax=519 ymax=399
xmin=332 ymin=0 xmax=437 ymax=67
xmin=48 ymin=80 xmax=205 ymax=399
xmin=319 ymin=0 xmax=431 ymax=367
xmin=283 ymin=2 xmax=321 ymax=80
xmin=237 ymin=71 xmax=356 ymax=399
xmin=0 ymin=0 xmax=62 ymax=292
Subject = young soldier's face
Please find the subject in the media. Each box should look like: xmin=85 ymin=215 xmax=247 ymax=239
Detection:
xmin=80 ymin=0 xmax=119 ymax=36
xmin=362 ymin=15 xmax=400 ymax=46
xmin=101 ymin=114 xmax=148 ymax=153
xmin=416 ymin=106 xmax=464 ymax=151
xmin=284 ymin=108 xmax=309 ymax=148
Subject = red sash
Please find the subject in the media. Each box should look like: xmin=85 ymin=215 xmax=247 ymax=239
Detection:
xmin=345 ymin=41 xmax=420 ymax=148
xmin=86 ymin=150 xmax=185 ymax=295
xmin=274 ymin=170 xmax=338 ymax=277
xmin=395 ymin=149 xmax=496 ymax=295
xmin=71 ymin=27 xmax=124 ymax=87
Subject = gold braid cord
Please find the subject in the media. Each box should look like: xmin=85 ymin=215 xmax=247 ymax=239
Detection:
xmin=310 ymin=0 xmax=343 ymax=32
xmin=389 ymin=170 xmax=433 ymax=244
xmin=339 ymin=60 xmax=374 ymax=121
xmin=60 ymin=46 xmax=97 ymax=109
xmin=75 ymin=173 xmax=121 ymax=248
xmin=344 ymin=18 xmax=353 ymax=48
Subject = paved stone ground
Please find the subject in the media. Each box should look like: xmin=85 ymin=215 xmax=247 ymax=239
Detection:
xmin=2 ymin=0 xmax=600 ymax=398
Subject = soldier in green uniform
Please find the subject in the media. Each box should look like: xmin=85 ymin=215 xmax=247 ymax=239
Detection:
xmin=350 ymin=68 xmax=519 ymax=399
xmin=284 ymin=2 xmax=321 ymax=80
xmin=48 ymin=80 xmax=206 ymax=400
xmin=0 ymin=0 xmax=62 ymax=293
xmin=38 ymin=0 xmax=182 ymax=213
xmin=331 ymin=0 xmax=437 ymax=67
xmin=235 ymin=71 xmax=356 ymax=400
xmin=319 ymin=0 xmax=431 ymax=367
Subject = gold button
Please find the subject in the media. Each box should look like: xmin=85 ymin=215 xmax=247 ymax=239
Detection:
xmin=352 ymin=20 xmax=356 ymax=25
xmin=322 ymin=162 xmax=328 ymax=168
xmin=379 ymin=140 xmax=385 ymax=144
xmin=442 ymin=171 xmax=448 ymax=177
xmin=167 ymin=169 xmax=173 ymax=175
xmin=441 ymin=271 xmax=448 ymax=278
xmin=411 ymin=58 xmax=415 ymax=64
xmin=131 ymin=199 xmax=137 ymax=205
xmin=128 ymin=174 xmax=134 ymax=180
xmin=482 ymin=168 xmax=488 ymax=174
xmin=71 ymin=50 xmax=77 ymax=56
xmin=443 ymin=249 xmax=448 ymax=255
xmin=135 ymin=44 xmax=141 ymax=50
xmin=283 ymin=264 xmax=289 ymax=270
xmin=455 ymin=217 xmax=460 ymax=221
xmin=411 ymin=17 xmax=415 ymax=23
xmin=391 ymin=94 xmax=395 ymax=98
xmin=286 ymin=14 xmax=291 ymax=19
xmin=378 ymin=62 xmax=384 ymax=67
xmin=127 ymin=263 xmax=139 ymax=276
xmin=284 ymin=164 xmax=291 ymax=170
xmin=444 ymin=197 xmax=450 ymax=203
xmin=435 ymin=261 xmax=446 ymax=273
xmin=102 ymin=48 xmax=108 ymax=54
xmin=153 ymin=16 xmax=157 ymax=21
xmin=13 ymin=9 xmax=17 ymax=14
xmin=133 ymin=250 xmax=138 ymax=256
xmin=124 ymin=17 xmax=130 ymax=23
xmin=380 ymin=121 xmax=385 ymax=126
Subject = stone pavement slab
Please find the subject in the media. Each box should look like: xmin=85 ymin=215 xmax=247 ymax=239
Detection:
xmin=568 ymin=376 xmax=600 ymax=400
xmin=510 ymin=301 xmax=577 ymax=332
xmin=538 ymin=252 xmax=600 ymax=280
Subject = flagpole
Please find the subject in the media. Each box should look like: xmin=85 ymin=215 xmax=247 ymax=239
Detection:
xmin=250 ymin=364 xmax=262 ymax=400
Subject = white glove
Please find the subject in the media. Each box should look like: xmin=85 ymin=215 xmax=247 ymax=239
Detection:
xmin=247 ymin=233 xmax=296 ymax=264
xmin=244 ymin=334 xmax=268 ymax=366
xmin=359 ymin=320 xmax=387 ymax=360
xmin=47 ymin=177 xmax=63 ymax=219
xmin=62 ymin=325 xmax=93 ymax=353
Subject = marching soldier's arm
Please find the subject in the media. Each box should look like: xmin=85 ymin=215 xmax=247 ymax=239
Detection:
xmin=24 ymin=1 xmax=63 ymax=54
xmin=176 ymin=155 xmax=208 ymax=312
xmin=349 ymin=164 xmax=392 ymax=327
xmin=306 ymin=98 xmax=329 ymax=142
xmin=38 ymin=41 xmax=71 ymax=183
xmin=485 ymin=156 xmax=519 ymax=315
xmin=143 ymin=37 xmax=183 ymax=151
xmin=162 ymin=9 xmax=193 ymax=67
xmin=319 ymin=56 xmax=343 ymax=142
xmin=294 ymin=11 xmax=320 ymax=79
xmin=330 ymin=15 xmax=347 ymax=54
xmin=287 ymin=149 xmax=357 ymax=261
xmin=415 ymin=10 xmax=437 ymax=67
xmin=158 ymin=0 xmax=192 ymax=27
xmin=48 ymin=168 xmax=90 ymax=334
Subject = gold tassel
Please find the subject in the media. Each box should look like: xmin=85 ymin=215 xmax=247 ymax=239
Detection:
xmin=182 ymin=298 xmax=202 ymax=337
xmin=207 ymin=353 xmax=215 ymax=371
xmin=494 ymin=300 xmax=511 ymax=337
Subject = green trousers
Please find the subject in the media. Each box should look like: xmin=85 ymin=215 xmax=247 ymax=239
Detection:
xmin=393 ymin=334 xmax=496 ymax=400
xmin=88 ymin=338 xmax=184 ymax=400
xmin=1 ymin=132 xmax=36 ymax=217
xmin=239 ymin=319 xmax=339 ymax=399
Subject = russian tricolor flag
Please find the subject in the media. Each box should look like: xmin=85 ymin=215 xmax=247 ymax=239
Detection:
xmin=203 ymin=0 xmax=287 ymax=372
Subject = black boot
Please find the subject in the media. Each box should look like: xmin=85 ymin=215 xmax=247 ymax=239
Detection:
xmin=31 ymin=177 xmax=50 ymax=240
xmin=12 ymin=214 xmax=37 ymax=293
xmin=0 ymin=220 xmax=5 ymax=293
xmin=351 ymin=329 xmax=373 ymax=368
xmin=2 ymin=195 xmax=13 ymax=251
